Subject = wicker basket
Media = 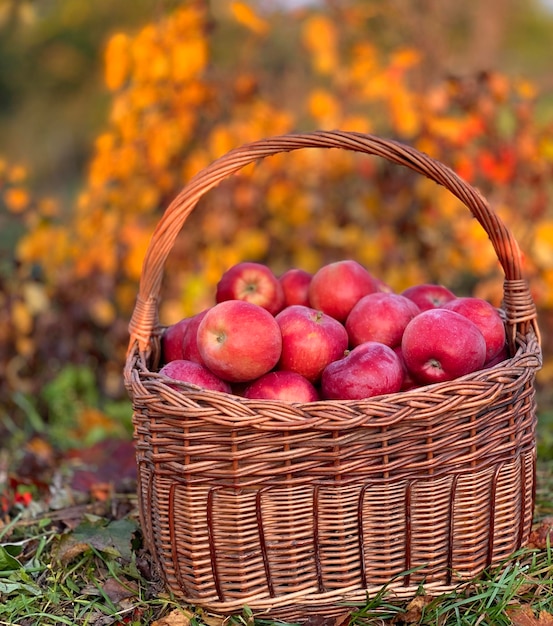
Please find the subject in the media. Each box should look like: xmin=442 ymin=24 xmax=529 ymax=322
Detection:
xmin=124 ymin=131 xmax=542 ymax=619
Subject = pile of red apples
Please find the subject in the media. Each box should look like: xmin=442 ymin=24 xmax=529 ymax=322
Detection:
xmin=159 ymin=260 xmax=507 ymax=402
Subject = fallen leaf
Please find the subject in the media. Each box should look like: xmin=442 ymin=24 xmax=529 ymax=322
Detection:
xmin=528 ymin=517 xmax=553 ymax=549
xmin=55 ymin=517 xmax=138 ymax=564
xmin=507 ymin=605 xmax=553 ymax=626
xmin=401 ymin=595 xmax=434 ymax=623
xmin=102 ymin=577 xmax=138 ymax=603
xmin=151 ymin=608 xmax=196 ymax=626
xmin=0 ymin=545 xmax=22 ymax=571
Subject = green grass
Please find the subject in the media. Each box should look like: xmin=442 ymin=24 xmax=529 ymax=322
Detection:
xmin=0 ymin=391 xmax=552 ymax=625
xmin=0 ymin=502 xmax=184 ymax=625
xmin=1 ymin=479 xmax=552 ymax=626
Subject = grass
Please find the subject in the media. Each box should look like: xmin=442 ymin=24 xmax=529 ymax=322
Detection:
xmin=0 ymin=499 xmax=183 ymax=625
xmin=1 ymin=469 xmax=552 ymax=626
xmin=1 ymin=391 xmax=552 ymax=625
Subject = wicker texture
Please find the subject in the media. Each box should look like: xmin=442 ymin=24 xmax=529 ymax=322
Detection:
xmin=124 ymin=131 xmax=542 ymax=618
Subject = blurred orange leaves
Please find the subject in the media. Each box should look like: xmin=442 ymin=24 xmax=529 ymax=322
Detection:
xmin=230 ymin=1 xmax=269 ymax=36
xmin=5 ymin=1 xmax=553 ymax=407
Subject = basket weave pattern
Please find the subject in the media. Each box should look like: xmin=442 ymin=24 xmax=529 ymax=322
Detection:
xmin=124 ymin=131 xmax=542 ymax=618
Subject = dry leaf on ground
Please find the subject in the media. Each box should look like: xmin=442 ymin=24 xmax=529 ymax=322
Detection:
xmin=398 ymin=595 xmax=435 ymax=623
xmin=151 ymin=608 xmax=196 ymax=626
xmin=507 ymin=604 xmax=553 ymax=626
xmin=528 ymin=517 xmax=553 ymax=549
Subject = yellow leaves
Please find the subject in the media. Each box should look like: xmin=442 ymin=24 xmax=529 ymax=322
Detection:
xmin=426 ymin=116 xmax=465 ymax=143
xmin=104 ymin=33 xmax=131 ymax=91
xmin=89 ymin=298 xmax=117 ymax=327
xmin=131 ymin=24 xmax=167 ymax=84
xmin=230 ymin=2 xmax=268 ymax=36
xmin=4 ymin=187 xmax=30 ymax=213
xmin=7 ymin=165 xmax=27 ymax=184
xmin=171 ymin=38 xmax=208 ymax=83
xmin=457 ymin=219 xmax=500 ymax=276
xmin=233 ymin=228 xmax=269 ymax=259
xmin=38 ymin=197 xmax=60 ymax=218
xmin=12 ymin=300 xmax=33 ymax=336
xmin=145 ymin=116 xmax=183 ymax=171
xmin=341 ymin=115 xmax=371 ymax=134
xmin=129 ymin=84 xmax=158 ymax=112
xmin=1 ymin=162 xmax=32 ymax=213
xmin=209 ymin=126 xmax=237 ymax=160
xmin=533 ymin=221 xmax=553 ymax=269
xmin=350 ymin=42 xmax=378 ymax=80
xmin=17 ymin=224 xmax=73 ymax=274
xmin=390 ymin=47 xmax=421 ymax=71
xmin=125 ymin=6 xmax=208 ymax=86
xmin=120 ymin=221 xmax=154 ymax=282
xmin=21 ymin=281 xmax=50 ymax=316
xmin=516 ymin=78 xmax=537 ymax=100
xmin=302 ymin=15 xmax=338 ymax=75
xmin=9 ymin=283 xmax=46 ymax=359
xmin=308 ymin=89 xmax=340 ymax=127
xmin=388 ymin=87 xmax=420 ymax=136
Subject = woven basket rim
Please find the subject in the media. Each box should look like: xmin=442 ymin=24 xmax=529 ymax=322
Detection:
xmin=125 ymin=329 xmax=541 ymax=431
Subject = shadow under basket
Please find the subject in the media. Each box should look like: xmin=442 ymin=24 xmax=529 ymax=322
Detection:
xmin=124 ymin=131 xmax=542 ymax=620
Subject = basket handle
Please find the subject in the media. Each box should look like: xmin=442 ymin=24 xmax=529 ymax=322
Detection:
xmin=128 ymin=130 xmax=539 ymax=355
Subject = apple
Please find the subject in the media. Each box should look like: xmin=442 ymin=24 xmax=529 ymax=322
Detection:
xmin=158 ymin=359 xmax=231 ymax=394
xmin=161 ymin=317 xmax=191 ymax=363
xmin=216 ymin=261 xmax=285 ymax=315
xmin=393 ymin=345 xmax=419 ymax=391
xmin=440 ymin=297 xmax=506 ymax=363
xmin=484 ymin=343 xmax=509 ymax=368
xmin=275 ymin=305 xmax=349 ymax=382
xmin=346 ymin=292 xmax=420 ymax=348
xmin=401 ymin=309 xmax=487 ymax=384
xmin=401 ymin=283 xmax=457 ymax=311
xmin=279 ymin=268 xmax=313 ymax=307
xmin=321 ymin=342 xmax=404 ymax=400
xmin=197 ymin=300 xmax=282 ymax=383
xmin=308 ymin=260 xmax=378 ymax=322
xmin=244 ymin=371 xmax=319 ymax=402
xmin=181 ymin=309 xmax=209 ymax=364
xmin=374 ymin=277 xmax=394 ymax=293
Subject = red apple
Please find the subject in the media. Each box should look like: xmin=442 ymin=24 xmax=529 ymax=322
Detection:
xmin=181 ymin=309 xmax=209 ymax=364
xmin=346 ymin=292 xmax=420 ymax=348
xmin=161 ymin=317 xmax=191 ymax=363
xmin=321 ymin=342 xmax=404 ymax=400
xmin=275 ymin=305 xmax=349 ymax=382
xmin=393 ymin=345 xmax=419 ymax=391
xmin=374 ymin=277 xmax=394 ymax=293
xmin=308 ymin=260 xmax=378 ymax=322
xmin=484 ymin=343 xmax=509 ymax=368
xmin=244 ymin=371 xmax=319 ymax=402
xmin=401 ymin=283 xmax=457 ymax=311
xmin=279 ymin=268 xmax=313 ymax=307
xmin=401 ymin=309 xmax=487 ymax=384
xmin=441 ymin=297 xmax=506 ymax=363
xmin=159 ymin=359 xmax=231 ymax=394
xmin=197 ymin=300 xmax=282 ymax=383
xmin=216 ymin=261 xmax=285 ymax=315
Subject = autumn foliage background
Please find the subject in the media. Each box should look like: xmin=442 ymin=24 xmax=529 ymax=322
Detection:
xmin=2 ymin=0 xmax=553 ymax=446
